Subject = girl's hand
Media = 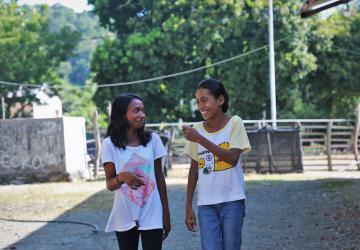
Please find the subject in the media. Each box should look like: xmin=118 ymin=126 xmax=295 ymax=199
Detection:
xmin=185 ymin=208 xmax=197 ymax=232
xmin=119 ymin=172 xmax=144 ymax=190
xmin=182 ymin=125 xmax=201 ymax=143
xmin=162 ymin=212 xmax=171 ymax=240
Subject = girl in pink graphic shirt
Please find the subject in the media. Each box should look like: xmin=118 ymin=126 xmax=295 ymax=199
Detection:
xmin=101 ymin=93 xmax=170 ymax=250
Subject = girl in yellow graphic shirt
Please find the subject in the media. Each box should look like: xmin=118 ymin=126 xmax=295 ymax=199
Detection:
xmin=183 ymin=79 xmax=251 ymax=250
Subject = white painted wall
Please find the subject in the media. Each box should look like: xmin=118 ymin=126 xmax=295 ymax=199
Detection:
xmin=63 ymin=117 xmax=89 ymax=179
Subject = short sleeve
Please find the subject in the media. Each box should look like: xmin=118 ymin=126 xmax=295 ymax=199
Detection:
xmin=184 ymin=140 xmax=198 ymax=162
xmin=152 ymin=133 xmax=167 ymax=160
xmin=101 ymin=137 xmax=115 ymax=164
xmin=229 ymin=116 xmax=251 ymax=153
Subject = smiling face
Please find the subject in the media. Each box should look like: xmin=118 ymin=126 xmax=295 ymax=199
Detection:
xmin=196 ymin=88 xmax=225 ymax=120
xmin=126 ymin=98 xmax=145 ymax=130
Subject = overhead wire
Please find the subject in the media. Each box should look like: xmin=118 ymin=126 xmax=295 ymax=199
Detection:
xmin=97 ymin=37 xmax=289 ymax=88
xmin=2 ymin=1 xmax=359 ymax=89
xmin=0 ymin=80 xmax=42 ymax=88
xmin=0 ymin=36 xmax=289 ymax=90
xmin=1 ymin=38 xmax=359 ymax=90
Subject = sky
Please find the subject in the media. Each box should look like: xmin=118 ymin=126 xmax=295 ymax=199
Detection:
xmin=17 ymin=0 xmax=93 ymax=13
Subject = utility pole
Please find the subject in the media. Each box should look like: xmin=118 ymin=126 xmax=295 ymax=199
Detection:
xmin=268 ymin=0 xmax=277 ymax=128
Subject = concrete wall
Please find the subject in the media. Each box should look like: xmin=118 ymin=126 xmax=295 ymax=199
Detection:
xmin=0 ymin=117 xmax=88 ymax=183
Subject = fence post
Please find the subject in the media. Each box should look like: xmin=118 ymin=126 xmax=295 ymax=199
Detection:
xmin=93 ymin=110 xmax=101 ymax=178
xmin=291 ymin=122 xmax=302 ymax=171
xmin=162 ymin=128 xmax=174 ymax=176
xmin=297 ymin=122 xmax=304 ymax=172
xmin=167 ymin=128 xmax=175 ymax=170
xmin=255 ymin=132 xmax=263 ymax=173
xmin=266 ymin=130 xmax=274 ymax=173
xmin=326 ymin=121 xmax=333 ymax=171
xmin=257 ymin=121 xmax=262 ymax=130
xmin=1 ymin=97 xmax=5 ymax=120
xmin=242 ymin=154 xmax=248 ymax=174
xmin=353 ymin=104 xmax=360 ymax=170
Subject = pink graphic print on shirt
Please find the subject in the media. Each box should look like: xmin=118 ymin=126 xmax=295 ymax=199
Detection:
xmin=120 ymin=152 xmax=155 ymax=208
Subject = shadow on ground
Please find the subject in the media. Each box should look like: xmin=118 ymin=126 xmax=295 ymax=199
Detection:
xmin=3 ymin=178 xmax=360 ymax=250
xmin=2 ymin=183 xmax=200 ymax=250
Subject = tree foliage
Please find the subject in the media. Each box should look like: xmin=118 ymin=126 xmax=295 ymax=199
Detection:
xmin=47 ymin=4 xmax=109 ymax=85
xmin=2 ymin=0 xmax=358 ymax=122
xmin=301 ymin=10 xmax=360 ymax=118
xmin=89 ymin=0 xmax=335 ymax=122
xmin=0 ymin=1 xmax=79 ymax=117
xmin=58 ymin=80 xmax=107 ymax=129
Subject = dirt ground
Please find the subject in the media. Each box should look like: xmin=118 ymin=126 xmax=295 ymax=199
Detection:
xmin=1 ymin=165 xmax=360 ymax=250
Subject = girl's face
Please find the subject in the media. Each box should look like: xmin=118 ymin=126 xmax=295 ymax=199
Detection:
xmin=195 ymin=88 xmax=224 ymax=120
xmin=126 ymin=98 xmax=145 ymax=129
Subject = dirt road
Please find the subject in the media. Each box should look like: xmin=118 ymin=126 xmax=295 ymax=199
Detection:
xmin=1 ymin=167 xmax=360 ymax=250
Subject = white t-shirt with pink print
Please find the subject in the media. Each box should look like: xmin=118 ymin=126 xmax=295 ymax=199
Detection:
xmin=101 ymin=132 xmax=167 ymax=232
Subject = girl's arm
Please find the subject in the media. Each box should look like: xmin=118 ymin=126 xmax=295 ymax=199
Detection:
xmin=182 ymin=126 xmax=242 ymax=166
xmin=185 ymin=159 xmax=198 ymax=231
xmin=104 ymin=162 xmax=144 ymax=191
xmin=154 ymin=158 xmax=171 ymax=240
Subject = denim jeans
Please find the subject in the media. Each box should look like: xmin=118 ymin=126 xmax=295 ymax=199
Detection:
xmin=198 ymin=199 xmax=245 ymax=250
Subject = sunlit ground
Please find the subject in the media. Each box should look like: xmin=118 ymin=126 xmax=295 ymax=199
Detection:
xmin=2 ymin=163 xmax=360 ymax=219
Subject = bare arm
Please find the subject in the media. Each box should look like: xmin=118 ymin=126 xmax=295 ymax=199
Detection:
xmin=103 ymin=162 xmax=144 ymax=191
xmin=185 ymin=159 xmax=198 ymax=231
xmin=198 ymin=136 xmax=242 ymax=165
xmin=154 ymin=158 xmax=171 ymax=240
xmin=183 ymin=126 xmax=242 ymax=166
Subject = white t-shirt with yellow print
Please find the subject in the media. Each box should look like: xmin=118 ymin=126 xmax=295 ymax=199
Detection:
xmin=184 ymin=115 xmax=251 ymax=206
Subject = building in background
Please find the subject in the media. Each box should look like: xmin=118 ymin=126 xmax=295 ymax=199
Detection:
xmin=32 ymin=89 xmax=63 ymax=118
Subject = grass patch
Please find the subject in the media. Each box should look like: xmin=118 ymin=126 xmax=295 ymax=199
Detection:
xmin=70 ymin=191 xmax=113 ymax=213
xmin=246 ymin=180 xmax=284 ymax=186
xmin=318 ymin=179 xmax=354 ymax=189
xmin=0 ymin=181 xmax=110 ymax=219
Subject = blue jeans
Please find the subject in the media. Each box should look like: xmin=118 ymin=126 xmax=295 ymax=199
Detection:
xmin=198 ymin=200 xmax=245 ymax=250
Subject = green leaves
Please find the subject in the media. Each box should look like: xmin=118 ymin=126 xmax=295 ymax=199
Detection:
xmin=89 ymin=0 xmax=360 ymax=122
xmin=0 ymin=1 xmax=80 ymax=118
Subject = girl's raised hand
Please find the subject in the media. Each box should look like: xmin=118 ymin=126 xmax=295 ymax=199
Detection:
xmin=119 ymin=172 xmax=145 ymax=190
xmin=182 ymin=125 xmax=201 ymax=143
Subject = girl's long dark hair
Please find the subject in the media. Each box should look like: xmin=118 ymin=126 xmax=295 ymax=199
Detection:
xmin=105 ymin=93 xmax=151 ymax=149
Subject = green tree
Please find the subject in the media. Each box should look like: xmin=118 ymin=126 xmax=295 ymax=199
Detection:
xmin=47 ymin=4 xmax=109 ymax=86
xmin=89 ymin=0 xmax=359 ymax=122
xmin=59 ymin=80 xmax=107 ymax=129
xmin=301 ymin=11 xmax=360 ymax=118
xmin=0 ymin=1 xmax=79 ymax=117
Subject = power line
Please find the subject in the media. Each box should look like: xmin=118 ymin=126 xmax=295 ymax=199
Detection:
xmin=97 ymin=36 xmax=289 ymax=88
xmin=0 ymin=80 xmax=42 ymax=88
xmin=3 ymin=38 xmax=359 ymax=90
xmin=0 ymin=36 xmax=289 ymax=89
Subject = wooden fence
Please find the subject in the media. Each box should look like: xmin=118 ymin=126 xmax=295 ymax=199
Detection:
xmin=87 ymin=105 xmax=360 ymax=174
xmin=144 ymin=117 xmax=360 ymax=172
xmin=241 ymin=119 xmax=360 ymax=171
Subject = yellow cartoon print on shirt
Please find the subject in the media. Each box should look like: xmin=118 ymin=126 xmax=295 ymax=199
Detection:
xmin=198 ymin=142 xmax=235 ymax=174
xmin=214 ymin=142 xmax=233 ymax=171
xmin=198 ymin=158 xmax=205 ymax=169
